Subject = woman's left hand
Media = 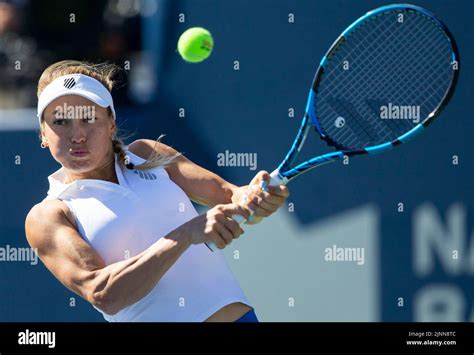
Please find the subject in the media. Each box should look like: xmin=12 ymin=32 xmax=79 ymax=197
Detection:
xmin=231 ymin=171 xmax=290 ymax=225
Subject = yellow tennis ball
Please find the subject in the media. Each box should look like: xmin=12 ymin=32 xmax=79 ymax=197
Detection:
xmin=177 ymin=27 xmax=214 ymax=63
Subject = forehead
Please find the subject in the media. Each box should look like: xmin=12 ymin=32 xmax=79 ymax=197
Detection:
xmin=44 ymin=95 xmax=108 ymax=115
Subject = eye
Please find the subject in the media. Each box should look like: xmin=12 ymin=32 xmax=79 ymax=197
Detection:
xmin=82 ymin=117 xmax=96 ymax=123
xmin=53 ymin=119 xmax=68 ymax=125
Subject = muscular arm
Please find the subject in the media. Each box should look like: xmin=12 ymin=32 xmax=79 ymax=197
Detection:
xmin=128 ymin=139 xmax=238 ymax=207
xmin=25 ymin=200 xmax=191 ymax=315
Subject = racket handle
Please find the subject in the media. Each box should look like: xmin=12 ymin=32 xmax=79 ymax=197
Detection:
xmin=205 ymin=241 xmax=217 ymax=251
xmin=205 ymin=206 xmax=255 ymax=252
xmin=269 ymin=169 xmax=289 ymax=186
xmin=205 ymin=172 xmax=286 ymax=252
xmin=231 ymin=213 xmax=247 ymax=224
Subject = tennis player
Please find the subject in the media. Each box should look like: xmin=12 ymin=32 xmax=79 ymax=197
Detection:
xmin=25 ymin=60 xmax=289 ymax=322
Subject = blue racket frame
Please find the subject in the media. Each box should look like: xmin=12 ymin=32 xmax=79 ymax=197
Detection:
xmin=207 ymin=4 xmax=459 ymax=252
xmin=273 ymin=4 xmax=459 ymax=184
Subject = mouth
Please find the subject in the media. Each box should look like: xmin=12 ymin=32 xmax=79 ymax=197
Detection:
xmin=69 ymin=149 xmax=89 ymax=158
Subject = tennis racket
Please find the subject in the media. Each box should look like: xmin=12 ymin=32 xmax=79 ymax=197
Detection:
xmin=206 ymin=3 xmax=459 ymax=252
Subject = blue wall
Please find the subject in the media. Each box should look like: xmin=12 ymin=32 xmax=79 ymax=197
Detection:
xmin=0 ymin=0 xmax=472 ymax=321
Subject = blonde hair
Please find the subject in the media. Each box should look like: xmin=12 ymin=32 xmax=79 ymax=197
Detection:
xmin=37 ymin=60 xmax=181 ymax=171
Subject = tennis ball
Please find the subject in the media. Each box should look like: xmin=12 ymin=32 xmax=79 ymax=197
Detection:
xmin=177 ymin=27 xmax=213 ymax=63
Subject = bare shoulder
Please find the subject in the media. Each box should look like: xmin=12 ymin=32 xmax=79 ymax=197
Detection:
xmin=25 ymin=199 xmax=76 ymax=248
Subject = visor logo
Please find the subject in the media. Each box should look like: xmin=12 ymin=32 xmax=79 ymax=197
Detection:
xmin=63 ymin=77 xmax=76 ymax=89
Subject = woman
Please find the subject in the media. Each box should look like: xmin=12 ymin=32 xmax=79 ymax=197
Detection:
xmin=25 ymin=60 xmax=289 ymax=322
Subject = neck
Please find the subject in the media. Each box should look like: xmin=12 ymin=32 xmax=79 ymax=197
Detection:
xmin=63 ymin=153 xmax=119 ymax=184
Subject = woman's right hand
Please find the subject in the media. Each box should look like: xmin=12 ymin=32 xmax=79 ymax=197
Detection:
xmin=183 ymin=204 xmax=251 ymax=249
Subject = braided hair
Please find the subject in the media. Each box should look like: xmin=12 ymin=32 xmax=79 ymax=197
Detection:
xmin=112 ymin=134 xmax=181 ymax=171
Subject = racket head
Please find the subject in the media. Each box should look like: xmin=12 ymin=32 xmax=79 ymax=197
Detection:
xmin=277 ymin=4 xmax=459 ymax=182
xmin=311 ymin=4 xmax=459 ymax=151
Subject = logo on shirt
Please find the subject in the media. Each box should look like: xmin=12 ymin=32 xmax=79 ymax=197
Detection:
xmin=63 ymin=77 xmax=76 ymax=89
xmin=133 ymin=170 xmax=157 ymax=180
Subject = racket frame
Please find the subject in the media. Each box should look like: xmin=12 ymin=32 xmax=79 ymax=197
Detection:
xmin=270 ymin=3 xmax=460 ymax=186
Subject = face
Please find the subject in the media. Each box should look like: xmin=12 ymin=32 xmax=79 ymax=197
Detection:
xmin=41 ymin=95 xmax=116 ymax=175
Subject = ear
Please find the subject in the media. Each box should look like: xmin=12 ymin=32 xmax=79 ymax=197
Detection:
xmin=39 ymin=124 xmax=47 ymax=142
xmin=109 ymin=117 xmax=116 ymax=137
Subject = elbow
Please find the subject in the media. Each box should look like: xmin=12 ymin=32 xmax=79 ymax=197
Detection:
xmin=89 ymin=290 xmax=122 ymax=316
xmin=86 ymin=272 xmax=124 ymax=316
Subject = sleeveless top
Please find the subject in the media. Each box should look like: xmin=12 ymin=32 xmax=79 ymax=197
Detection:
xmin=44 ymin=150 xmax=251 ymax=321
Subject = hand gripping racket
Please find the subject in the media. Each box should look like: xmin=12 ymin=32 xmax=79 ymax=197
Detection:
xmin=206 ymin=4 xmax=459 ymax=252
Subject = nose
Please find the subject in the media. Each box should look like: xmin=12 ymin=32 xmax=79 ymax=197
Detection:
xmin=70 ymin=120 xmax=87 ymax=144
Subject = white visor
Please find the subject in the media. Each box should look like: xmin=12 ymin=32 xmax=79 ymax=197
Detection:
xmin=37 ymin=74 xmax=116 ymax=125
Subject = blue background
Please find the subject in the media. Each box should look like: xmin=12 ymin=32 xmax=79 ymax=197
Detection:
xmin=0 ymin=0 xmax=472 ymax=321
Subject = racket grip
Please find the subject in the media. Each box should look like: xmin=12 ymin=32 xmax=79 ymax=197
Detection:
xmin=205 ymin=209 xmax=254 ymax=252
xmin=205 ymin=173 xmax=285 ymax=251
xmin=205 ymin=241 xmax=217 ymax=251
xmin=206 ymin=173 xmax=285 ymax=252
xmin=269 ymin=169 xmax=289 ymax=186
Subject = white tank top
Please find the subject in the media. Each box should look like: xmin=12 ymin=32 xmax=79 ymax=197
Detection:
xmin=44 ymin=149 xmax=251 ymax=322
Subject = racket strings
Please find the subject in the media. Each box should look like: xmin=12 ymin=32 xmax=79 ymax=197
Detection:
xmin=322 ymin=16 xmax=405 ymax=146
xmin=328 ymin=16 xmax=397 ymax=146
xmin=315 ymin=9 xmax=454 ymax=150
xmin=334 ymin=15 xmax=424 ymax=142
xmin=358 ymin=16 xmax=437 ymax=137
xmin=329 ymin=18 xmax=450 ymax=147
